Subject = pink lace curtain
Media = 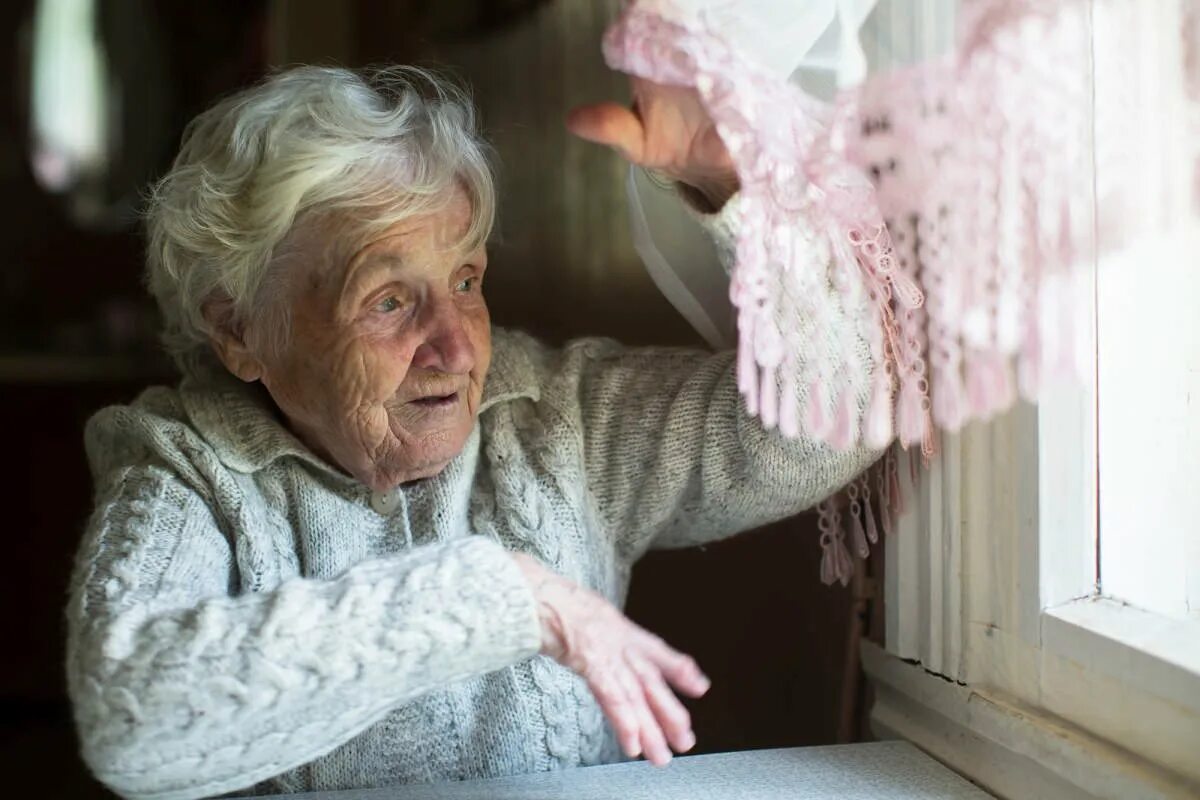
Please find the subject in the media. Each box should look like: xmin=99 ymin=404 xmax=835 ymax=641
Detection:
xmin=605 ymin=0 xmax=1197 ymax=584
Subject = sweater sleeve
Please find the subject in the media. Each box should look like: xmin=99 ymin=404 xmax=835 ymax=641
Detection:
xmin=579 ymin=193 xmax=883 ymax=560
xmin=66 ymin=463 xmax=541 ymax=800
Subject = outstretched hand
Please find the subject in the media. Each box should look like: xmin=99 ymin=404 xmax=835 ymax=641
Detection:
xmin=567 ymin=76 xmax=739 ymax=211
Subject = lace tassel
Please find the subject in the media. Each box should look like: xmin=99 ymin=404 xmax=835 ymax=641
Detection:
xmin=861 ymin=476 xmax=880 ymax=544
xmin=889 ymin=269 xmax=925 ymax=310
xmin=819 ymin=530 xmax=855 ymax=587
xmin=738 ymin=322 xmax=757 ymax=412
xmin=759 ymin=365 xmax=778 ymax=430
xmin=806 ymin=377 xmax=831 ymax=439
xmin=968 ymin=352 xmax=1015 ymax=419
xmin=864 ymin=372 xmax=894 ymax=449
xmin=922 ymin=419 xmax=937 ymax=461
xmin=965 ymin=354 xmax=992 ymax=419
xmin=847 ymin=480 xmax=870 ymax=557
xmin=896 ymin=376 xmax=926 ymax=449
xmin=932 ymin=367 xmax=966 ymax=432
xmin=877 ymin=461 xmax=894 ymax=538
xmin=829 ymin=389 xmax=858 ymax=451
xmin=779 ymin=367 xmax=800 ymax=438
xmin=849 ymin=503 xmax=870 ymax=558
xmin=817 ymin=500 xmax=854 ymax=587
xmin=1018 ymin=326 xmax=1041 ymax=401
xmin=990 ymin=354 xmax=1016 ymax=415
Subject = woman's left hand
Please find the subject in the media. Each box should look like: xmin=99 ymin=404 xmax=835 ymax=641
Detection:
xmin=512 ymin=552 xmax=709 ymax=766
xmin=567 ymin=77 xmax=739 ymax=210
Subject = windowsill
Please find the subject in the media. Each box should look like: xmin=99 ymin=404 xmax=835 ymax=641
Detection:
xmin=862 ymin=641 xmax=1200 ymax=799
xmin=1041 ymin=597 xmax=1200 ymax=717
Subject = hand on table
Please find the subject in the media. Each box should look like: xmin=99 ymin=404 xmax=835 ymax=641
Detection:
xmin=512 ymin=551 xmax=710 ymax=766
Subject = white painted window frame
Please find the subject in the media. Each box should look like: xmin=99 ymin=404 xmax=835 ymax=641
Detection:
xmin=869 ymin=345 xmax=1200 ymax=800
xmin=864 ymin=2 xmax=1200 ymax=797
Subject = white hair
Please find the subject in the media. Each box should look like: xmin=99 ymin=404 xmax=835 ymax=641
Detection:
xmin=145 ymin=64 xmax=496 ymax=376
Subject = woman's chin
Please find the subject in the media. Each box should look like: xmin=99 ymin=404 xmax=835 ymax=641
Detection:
xmin=374 ymin=416 xmax=475 ymax=487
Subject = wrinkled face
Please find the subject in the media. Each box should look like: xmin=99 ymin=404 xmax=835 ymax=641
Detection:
xmin=253 ymin=190 xmax=491 ymax=491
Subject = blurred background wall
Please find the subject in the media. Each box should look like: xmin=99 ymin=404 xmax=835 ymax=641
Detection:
xmin=0 ymin=1 xmax=861 ymax=795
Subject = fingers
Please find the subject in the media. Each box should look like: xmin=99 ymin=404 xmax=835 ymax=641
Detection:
xmin=588 ymin=665 xmax=642 ymax=759
xmin=636 ymin=629 xmax=711 ymax=698
xmin=616 ymin=656 xmax=673 ymax=766
xmin=629 ymin=651 xmax=696 ymax=755
xmin=586 ymin=650 xmax=694 ymax=766
xmin=565 ymin=101 xmax=646 ymax=164
xmin=539 ymin=574 xmax=709 ymax=767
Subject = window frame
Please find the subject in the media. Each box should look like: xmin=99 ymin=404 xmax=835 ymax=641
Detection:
xmin=870 ymin=3 xmax=1200 ymax=791
xmin=875 ymin=145 xmax=1200 ymax=800
xmin=872 ymin=340 xmax=1200 ymax=796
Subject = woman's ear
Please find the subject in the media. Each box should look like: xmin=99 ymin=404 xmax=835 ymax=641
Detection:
xmin=201 ymin=295 xmax=265 ymax=383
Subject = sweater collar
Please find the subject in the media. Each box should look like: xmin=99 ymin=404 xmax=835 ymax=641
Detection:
xmin=179 ymin=326 xmax=540 ymax=475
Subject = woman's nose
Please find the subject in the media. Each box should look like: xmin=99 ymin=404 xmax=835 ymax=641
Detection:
xmin=410 ymin=297 xmax=475 ymax=374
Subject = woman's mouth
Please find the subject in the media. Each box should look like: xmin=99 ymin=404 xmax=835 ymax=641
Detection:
xmin=410 ymin=392 xmax=459 ymax=410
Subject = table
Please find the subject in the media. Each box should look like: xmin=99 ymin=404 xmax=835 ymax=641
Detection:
xmin=241 ymin=740 xmax=996 ymax=799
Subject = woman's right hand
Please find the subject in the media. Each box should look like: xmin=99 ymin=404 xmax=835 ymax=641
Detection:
xmin=511 ymin=552 xmax=710 ymax=766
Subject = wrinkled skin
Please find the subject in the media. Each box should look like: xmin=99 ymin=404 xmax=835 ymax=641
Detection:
xmin=213 ymin=191 xmax=491 ymax=491
xmin=513 ymin=552 xmax=712 ymax=766
xmin=267 ymin=194 xmax=492 ymax=490
xmin=210 ymin=78 xmax=736 ymax=768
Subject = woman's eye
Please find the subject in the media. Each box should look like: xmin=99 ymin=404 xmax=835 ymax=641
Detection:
xmin=375 ymin=296 xmax=401 ymax=313
xmin=455 ymin=277 xmax=477 ymax=293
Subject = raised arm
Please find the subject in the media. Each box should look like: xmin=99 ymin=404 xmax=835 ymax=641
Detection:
xmin=67 ymin=461 xmax=540 ymax=800
xmin=575 ymin=249 xmax=881 ymax=560
xmin=567 ymin=76 xmax=882 ymax=561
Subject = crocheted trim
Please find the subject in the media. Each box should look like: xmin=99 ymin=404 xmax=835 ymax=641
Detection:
xmin=604 ymin=0 xmax=1112 ymax=442
xmin=603 ymin=0 xmax=1138 ymax=584
xmin=605 ymin=4 xmax=932 ymax=460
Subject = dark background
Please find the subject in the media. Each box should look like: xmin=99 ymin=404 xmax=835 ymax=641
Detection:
xmin=0 ymin=1 xmax=878 ymax=796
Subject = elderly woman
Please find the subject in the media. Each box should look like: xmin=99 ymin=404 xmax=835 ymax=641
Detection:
xmin=67 ymin=65 xmax=876 ymax=799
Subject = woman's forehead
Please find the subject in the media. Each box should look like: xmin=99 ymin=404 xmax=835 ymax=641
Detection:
xmin=287 ymin=190 xmax=481 ymax=288
xmin=349 ymin=195 xmax=481 ymax=266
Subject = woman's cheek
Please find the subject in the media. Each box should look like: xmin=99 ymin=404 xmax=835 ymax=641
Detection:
xmin=358 ymin=334 xmax=418 ymax=398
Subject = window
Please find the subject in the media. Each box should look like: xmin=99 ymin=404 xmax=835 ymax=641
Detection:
xmin=867 ymin=3 xmax=1200 ymax=796
xmin=1093 ymin=1 xmax=1200 ymax=622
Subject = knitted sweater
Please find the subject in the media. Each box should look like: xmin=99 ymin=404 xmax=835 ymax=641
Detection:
xmin=66 ymin=196 xmax=879 ymax=800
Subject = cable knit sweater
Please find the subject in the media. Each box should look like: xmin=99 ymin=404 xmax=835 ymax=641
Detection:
xmin=66 ymin=196 xmax=879 ymax=800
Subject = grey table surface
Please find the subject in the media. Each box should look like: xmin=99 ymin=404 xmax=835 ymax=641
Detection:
xmin=236 ymin=740 xmax=996 ymax=799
